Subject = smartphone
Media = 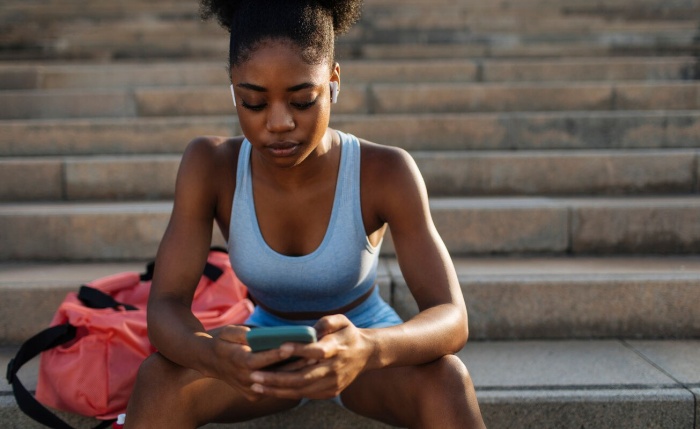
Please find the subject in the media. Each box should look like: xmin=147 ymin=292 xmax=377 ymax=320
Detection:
xmin=246 ymin=326 xmax=317 ymax=353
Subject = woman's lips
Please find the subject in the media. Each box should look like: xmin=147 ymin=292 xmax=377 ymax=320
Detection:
xmin=266 ymin=141 xmax=300 ymax=157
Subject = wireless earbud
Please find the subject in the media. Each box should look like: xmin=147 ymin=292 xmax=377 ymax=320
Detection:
xmin=329 ymin=81 xmax=338 ymax=104
xmin=230 ymin=84 xmax=236 ymax=107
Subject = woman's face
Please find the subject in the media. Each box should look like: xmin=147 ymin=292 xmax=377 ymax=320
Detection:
xmin=231 ymin=39 xmax=339 ymax=169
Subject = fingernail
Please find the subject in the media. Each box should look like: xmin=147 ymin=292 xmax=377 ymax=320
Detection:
xmin=280 ymin=344 xmax=294 ymax=357
xmin=250 ymin=372 xmax=264 ymax=383
xmin=251 ymin=383 xmax=264 ymax=393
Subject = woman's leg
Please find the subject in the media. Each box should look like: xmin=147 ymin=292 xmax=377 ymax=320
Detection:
xmin=340 ymin=355 xmax=485 ymax=429
xmin=124 ymin=353 xmax=300 ymax=428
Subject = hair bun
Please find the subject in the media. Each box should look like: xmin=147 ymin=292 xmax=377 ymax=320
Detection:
xmin=199 ymin=0 xmax=242 ymax=32
xmin=201 ymin=0 xmax=363 ymax=35
xmin=318 ymin=0 xmax=364 ymax=35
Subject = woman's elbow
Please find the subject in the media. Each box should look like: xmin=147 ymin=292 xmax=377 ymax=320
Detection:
xmin=449 ymin=304 xmax=470 ymax=352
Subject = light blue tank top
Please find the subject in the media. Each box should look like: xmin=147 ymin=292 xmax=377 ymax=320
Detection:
xmin=228 ymin=131 xmax=382 ymax=313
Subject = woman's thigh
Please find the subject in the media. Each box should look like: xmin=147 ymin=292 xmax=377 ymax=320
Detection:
xmin=339 ymin=355 xmax=484 ymax=429
xmin=126 ymin=353 xmax=301 ymax=427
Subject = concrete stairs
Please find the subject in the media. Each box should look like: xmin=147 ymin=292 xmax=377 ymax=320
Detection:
xmin=1 ymin=0 xmax=699 ymax=427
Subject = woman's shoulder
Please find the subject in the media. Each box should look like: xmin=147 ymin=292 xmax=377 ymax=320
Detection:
xmin=355 ymin=136 xmax=427 ymax=225
xmin=175 ymin=135 xmax=244 ymax=198
xmin=356 ymin=137 xmax=421 ymax=185
xmin=178 ymin=135 xmax=243 ymax=177
xmin=183 ymin=135 xmax=244 ymax=163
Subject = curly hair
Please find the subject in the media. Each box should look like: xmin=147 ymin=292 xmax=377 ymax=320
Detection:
xmin=200 ymin=0 xmax=363 ymax=71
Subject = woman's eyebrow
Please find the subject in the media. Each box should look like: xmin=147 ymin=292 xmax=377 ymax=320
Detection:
xmin=236 ymin=82 xmax=266 ymax=92
xmin=286 ymin=82 xmax=316 ymax=92
xmin=236 ymin=82 xmax=317 ymax=92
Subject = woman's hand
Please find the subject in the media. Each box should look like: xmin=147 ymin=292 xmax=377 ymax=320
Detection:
xmin=205 ymin=325 xmax=300 ymax=401
xmin=246 ymin=315 xmax=375 ymax=400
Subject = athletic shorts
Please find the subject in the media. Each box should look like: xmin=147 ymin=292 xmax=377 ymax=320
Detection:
xmin=243 ymin=287 xmax=403 ymax=408
xmin=244 ymin=286 xmax=403 ymax=329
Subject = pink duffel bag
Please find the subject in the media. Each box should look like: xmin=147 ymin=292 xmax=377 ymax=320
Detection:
xmin=7 ymin=248 xmax=254 ymax=429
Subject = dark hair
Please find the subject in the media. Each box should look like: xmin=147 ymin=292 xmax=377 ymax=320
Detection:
xmin=200 ymin=0 xmax=363 ymax=72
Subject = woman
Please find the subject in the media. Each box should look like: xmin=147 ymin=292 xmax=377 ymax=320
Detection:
xmin=125 ymin=0 xmax=485 ymax=427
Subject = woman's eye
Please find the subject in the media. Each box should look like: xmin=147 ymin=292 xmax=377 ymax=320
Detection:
xmin=241 ymin=101 xmax=266 ymax=111
xmin=291 ymin=98 xmax=318 ymax=110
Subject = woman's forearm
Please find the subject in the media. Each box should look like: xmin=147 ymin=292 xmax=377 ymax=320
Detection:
xmin=363 ymin=302 xmax=468 ymax=371
xmin=147 ymin=297 xmax=216 ymax=375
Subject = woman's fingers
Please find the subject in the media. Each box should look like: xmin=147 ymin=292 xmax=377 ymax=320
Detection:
xmin=217 ymin=324 xmax=250 ymax=344
xmin=249 ymin=363 xmax=338 ymax=399
xmin=314 ymin=314 xmax=351 ymax=337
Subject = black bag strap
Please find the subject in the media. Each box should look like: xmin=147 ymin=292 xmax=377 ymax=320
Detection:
xmin=6 ymin=324 xmax=115 ymax=429
xmin=140 ymin=247 xmax=227 ymax=283
xmin=200 ymin=247 xmax=227 ymax=282
xmin=78 ymin=286 xmax=138 ymax=311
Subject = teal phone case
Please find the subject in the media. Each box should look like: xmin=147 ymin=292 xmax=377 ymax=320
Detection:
xmin=246 ymin=326 xmax=317 ymax=352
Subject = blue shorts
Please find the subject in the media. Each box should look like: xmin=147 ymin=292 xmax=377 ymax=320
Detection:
xmin=244 ymin=286 xmax=403 ymax=329
xmin=244 ymin=287 xmax=403 ymax=408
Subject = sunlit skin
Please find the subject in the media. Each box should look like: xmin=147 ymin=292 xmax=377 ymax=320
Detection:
xmin=124 ymin=38 xmax=485 ymax=429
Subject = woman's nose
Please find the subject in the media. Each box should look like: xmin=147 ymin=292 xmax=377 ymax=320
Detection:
xmin=266 ymin=103 xmax=295 ymax=133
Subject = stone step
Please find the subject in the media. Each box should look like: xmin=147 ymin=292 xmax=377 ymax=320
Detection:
xmin=414 ymin=149 xmax=699 ymax=197
xmin=5 ymin=37 xmax=696 ymax=62
xmin=371 ymin=81 xmax=700 ymax=115
xmin=2 ymin=111 xmax=700 ymax=157
xmin=4 ymin=13 xmax=692 ymax=43
xmin=2 ymin=17 xmax=696 ymax=62
xmin=364 ymin=9 xmax=699 ymax=32
xmin=353 ymin=24 xmax=696 ymax=48
xmin=3 ymin=3 xmax=694 ymax=36
xmin=1 ymin=149 xmax=697 ymax=202
xmin=366 ymin=0 xmax=700 ymax=12
xmin=3 ymin=81 xmax=700 ymax=120
xmin=1 ymin=57 xmax=695 ymax=91
xmin=0 ymin=197 xmax=698 ymax=261
xmin=0 ymin=1 xmax=198 ymax=24
xmin=1 ymin=339 xmax=697 ymax=428
xmin=353 ymin=41 xmax=699 ymax=60
xmin=2 ymin=4 xmax=695 ymax=33
xmin=4 ymin=0 xmax=695 ymax=27
xmin=388 ymin=256 xmax=700 ymax=339
xmin=1 ymin=0 xmax=689 ymax=10
xmin=2 ymin=0 xmax=697 ymax=61
xmin=1 ymin=257 xmax=698 ymax=345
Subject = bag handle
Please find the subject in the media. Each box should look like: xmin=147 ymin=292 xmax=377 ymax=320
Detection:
xmin=140 ymin=249 xmax=226 ymax=283
xmin=6 ymin=324 xmax=114 ymax=429
xmin=78 ymin=286 xmax=138 ymax=311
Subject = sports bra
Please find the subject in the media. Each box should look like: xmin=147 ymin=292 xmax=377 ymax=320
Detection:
xmin=228 ymin=130 xmax=381 ymax=313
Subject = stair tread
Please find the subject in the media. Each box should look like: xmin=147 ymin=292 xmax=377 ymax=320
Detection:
xmin=2 ymin=338 xmax=697 ymax=427
xmin=3 ymin=339 xmax=698 ymax=392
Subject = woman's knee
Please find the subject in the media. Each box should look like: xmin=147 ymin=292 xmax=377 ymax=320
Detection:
xmin=413 ymin=356 xmax=484 ymax=427
xmin=137 ymin=353 xmax=173 ymax=382
xmin=412 ymin=354 xmax=478 ymax=409
xmin=425 ymin=355 xmax=472 ymax=387
xmin=133 ymin=352 xmax=194 ymax=399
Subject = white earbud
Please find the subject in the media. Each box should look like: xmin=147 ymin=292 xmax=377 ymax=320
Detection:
xmin=230 ymin=84 xmax=236 ymax=107
xmin=329 ymin=81 xmax=338 ymax=104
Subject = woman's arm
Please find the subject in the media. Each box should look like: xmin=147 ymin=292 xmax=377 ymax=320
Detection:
xmin=361 ymin=145 xmax=468 ymax=370
xmin=146 ymin=137 xmax=285 ymax=399
xmin=146 ymin=136 xmax=220 ymax=371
